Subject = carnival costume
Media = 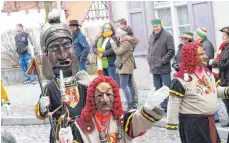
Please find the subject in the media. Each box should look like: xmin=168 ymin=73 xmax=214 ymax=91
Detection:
xmin=34 ymin=12 xmax=89 ymax=143
xmin=166 ymin=42 xmax=229 ymax=143
xmin=58 ymin=76 xmax=169 ymax=143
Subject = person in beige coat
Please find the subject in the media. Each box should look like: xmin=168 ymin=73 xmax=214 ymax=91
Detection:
xmin=110 ymin=27 xmax=138 ymax=110
xmin=57 ymin=76 xmax=169 ymax=143
xmin=115 ymin=18 xmax=139 ymax=107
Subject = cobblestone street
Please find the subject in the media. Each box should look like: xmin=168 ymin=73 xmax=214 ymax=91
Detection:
xmin=1 ymin=125 xmax=227 ymax=143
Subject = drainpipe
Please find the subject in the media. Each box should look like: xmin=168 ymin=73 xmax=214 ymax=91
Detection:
xmin=107 ymin=1 xmax=113 ymax=24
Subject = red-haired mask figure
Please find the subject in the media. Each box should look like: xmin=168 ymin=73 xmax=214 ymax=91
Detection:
xmin=58 ymin=76 xmax=169 ymax=143
xmin=166 ymin=42 xmax=229 ymax=143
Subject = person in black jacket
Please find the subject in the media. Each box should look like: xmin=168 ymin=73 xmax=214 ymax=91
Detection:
xmin=15 ymin=24 xmax=37 ymax=84
xmin=193 ymin=27 xmax=215 ymax=71
xmin=210 ymin=26 xmax=229 ymax=127
xmin=172 ymin=32 xmax=193 ymax=72
xmin=93 ymin=23 xmax=119 ymax=81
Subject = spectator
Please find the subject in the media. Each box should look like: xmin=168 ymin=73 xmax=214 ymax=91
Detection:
xmin=147 ymin=18 xmax=175 ymax=112
xmin=69 ymin=20 xmax=90 ymax=71
xmin=110 ymin=27 xmax=138 ymax=110
xmin=15 ymin=24 xmax=37 ymax=84
xmin=93 ymin=23 xmax=119 ymax=81
xmin=115 ymin=18 xmax=139 ymax=106
xmin=209 ymin=26 xmax=229 ymax=127
xmin=193 ymin=27 xmax=215 ymax=71
xmin=172 ymin=32 xmax=193 ymax=72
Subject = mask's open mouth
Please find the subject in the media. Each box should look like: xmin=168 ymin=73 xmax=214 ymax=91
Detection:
xmin=56 ymin=59 xmax=72 ymax=67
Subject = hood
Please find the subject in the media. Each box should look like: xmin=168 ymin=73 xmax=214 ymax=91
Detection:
xmin=123 ymin=35 xmax=139 ymax=49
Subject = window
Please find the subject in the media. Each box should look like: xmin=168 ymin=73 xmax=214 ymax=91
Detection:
xmin=156 ymin=8 xmax=173 ymax=36
xmin=177 ymin=6 xmax=190 ymax=36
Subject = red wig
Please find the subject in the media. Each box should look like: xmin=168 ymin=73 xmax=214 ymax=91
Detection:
xmin=81 ymin=76 xmax=124 ymax=121
xmin=180 ymin=42 xmax=203 ymax=74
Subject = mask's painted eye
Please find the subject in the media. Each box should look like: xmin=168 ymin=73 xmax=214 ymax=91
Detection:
xmin=64 ymin=43 xmax=72 ymax=49
xmin=48 ymin=45 xmax=58 ymax=52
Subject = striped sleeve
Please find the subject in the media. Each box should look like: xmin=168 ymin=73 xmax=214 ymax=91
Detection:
xmin=123 ymin=107 xmax=165 ymax=139
xmin=224 ymin=87 xmax=229 ymax=99
xmin=169 ymin=78 xmax=185 ymax=98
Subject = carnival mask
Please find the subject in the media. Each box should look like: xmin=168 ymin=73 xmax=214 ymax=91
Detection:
xmin=197 ymin=46 xmax=208 ymax=66
xmin=47 ymin=38 xmax=75 ymax=77
xmin=94 ymin=82 xmax=114 ymax=114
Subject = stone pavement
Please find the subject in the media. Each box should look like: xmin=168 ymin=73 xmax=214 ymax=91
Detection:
xmin=1 ymin=124 xmax=228 ymax=143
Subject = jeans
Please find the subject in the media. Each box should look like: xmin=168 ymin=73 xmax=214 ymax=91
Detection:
xmin=153 ymin=73 xmax=171 ymax=111
xmin=19 ymin=53 xmax=36 ymax=81
xmin=214 ymin=111 xmax=219 ymax=121
xmin=78 ymin=61 xmax=87 ymax=72
xmin=120 ymin=74 xmax=135 ymax=104
xmin=103 ymin=66 xmax=116 ymax=81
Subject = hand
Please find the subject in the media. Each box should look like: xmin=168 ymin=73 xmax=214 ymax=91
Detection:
xmin=75 ymin=70 xmax=92 ymax=86
xmin=97 ymin=53 xmax=103 ymax=58
xmin=40 ymin=96 xmax=50 ymax=112
xmin=57 ymin=127 xmax=73 ymax=143
xmin=172 ymin=64 xmax=179 ymax=72
xmin=144 ymin=86 xmax=169 ymax=110
xmin=109 ymin=37 xmax=115 ymax=43
xmin=2 ymin=104 xmax=10 ymax=115
xmin=166 ymin=129 xmax=178 ymax=141
xmin=209 ymin=59 xmax=214 ymax=65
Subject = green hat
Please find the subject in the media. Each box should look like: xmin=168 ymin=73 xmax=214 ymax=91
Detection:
xmin=151 ymin=18 xmax=162 ymax=25
xmin=179 ymin=32 xmax=193 ymax=39
xmin=195 ymin=27 xmax=207 ymax=39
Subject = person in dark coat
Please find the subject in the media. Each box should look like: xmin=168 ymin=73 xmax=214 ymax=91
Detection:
xmin=147 ymin=18 xmax=175 ymax=112
xmin=69 ymin=20 xmax=90 ymax=72
xmin=172 ymin=32 xmax=193 ymax=72
xmin=209 ymin=26 xmax=229 ymax=128
xmin=93 ymin=23 xmax=119 ymax=81
xmin=193 ymin=27 xmax=215 ymax=71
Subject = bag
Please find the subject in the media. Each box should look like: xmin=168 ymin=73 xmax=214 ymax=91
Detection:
xmin=114 ymin=59 xmax=123 ymax=69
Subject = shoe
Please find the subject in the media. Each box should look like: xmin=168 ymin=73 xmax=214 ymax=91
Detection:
xmin=23 ymin=80 xmax=30 ymax=84
xmin=31 ymin=80 xmax=38 ymax=84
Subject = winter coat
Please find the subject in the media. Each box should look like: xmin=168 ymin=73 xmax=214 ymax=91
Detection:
xmin=73 ymin=30 xmax=90 ymax=63
xmin=93 ymin=35 xmax=120 ymax=66
xmin=172 ymin=44 xmax=183 ymax=72
xmin=147 ymin=28 xmax=175 ymax=74
xmin=110 ymin=37 xmax=138 ymax=74
xmin=212 ymin=43 xmax=229 ymax=86
xmin=201 ymin=38 xmax=215 ymax=60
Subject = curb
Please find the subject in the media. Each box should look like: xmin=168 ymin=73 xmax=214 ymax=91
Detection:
xmin=1 ymin=117 xmax=50 ymax=126
xmin=2 ymin=117 xmax=228 ymax=139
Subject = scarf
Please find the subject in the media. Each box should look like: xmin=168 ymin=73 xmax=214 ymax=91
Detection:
xmin=212 ymin=41 xmax=228 ymax=77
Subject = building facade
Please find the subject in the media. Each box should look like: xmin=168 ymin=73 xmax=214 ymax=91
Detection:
xmin=111 ymin=1 xmax=229 ymax=53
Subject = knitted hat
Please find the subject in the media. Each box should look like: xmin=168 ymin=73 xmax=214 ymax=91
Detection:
xmin=195 ymin=28 xmax=207 ymax=39
xmin=151 ymin=18 xmax=162 ymax=25
xmin=179 ymin=32 xmax=193 ymax=39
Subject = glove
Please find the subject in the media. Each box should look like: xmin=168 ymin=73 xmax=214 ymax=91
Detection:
xmin=57 ymin=127 xmax=73 ymax=143
xmin=166 ymin=129 xmax=178 ymax=141
xmin=144 ymin=86 xmax=170 ymax=110
xmin=2 ymin=104 xmax=10 ymax=115
xmin=75 ymin=70 xmax=92 ymax=86
xmin=209 ymin=59 xmax=214 ymax=65
xmin=40 ymin=96 xmax=50 ymax=113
